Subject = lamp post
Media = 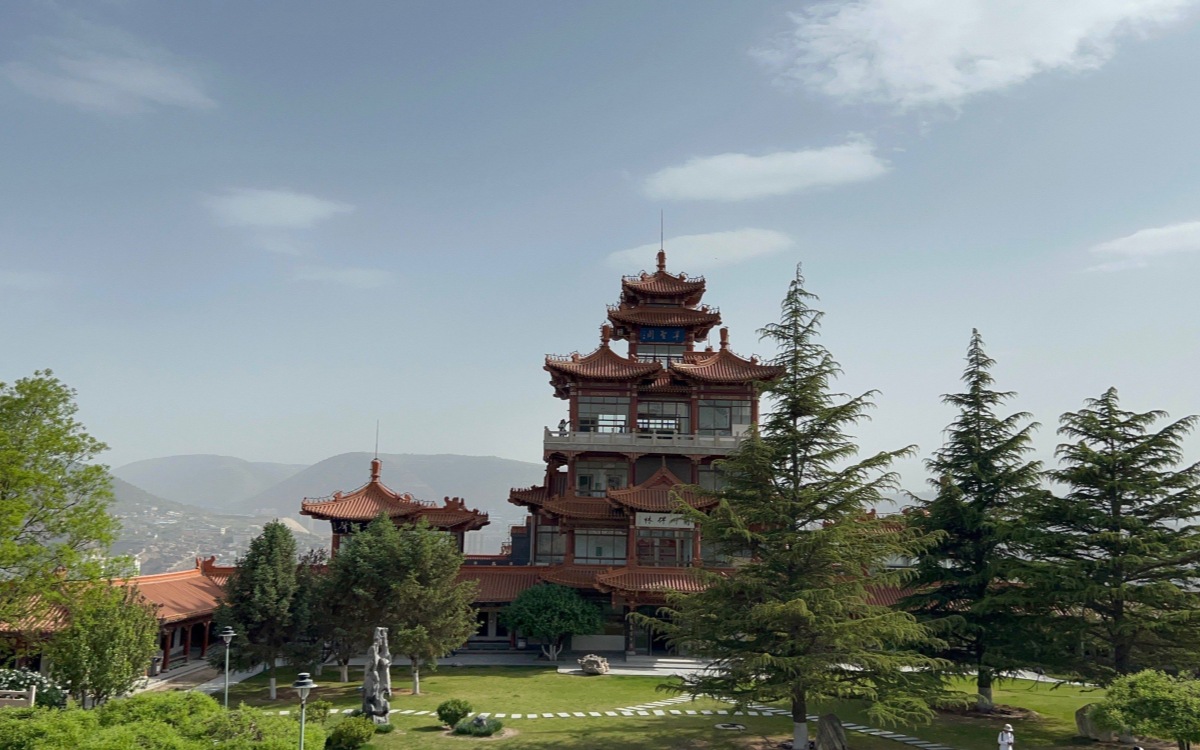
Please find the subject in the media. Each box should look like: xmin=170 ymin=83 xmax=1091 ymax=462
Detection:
xmin=219 ymin=626 xmax=236 ymax=709
xmin=292 ymin=672 xmax=317 ymax=750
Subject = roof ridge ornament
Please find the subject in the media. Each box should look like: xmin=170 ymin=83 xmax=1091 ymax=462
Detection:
xmin=719 ymin=327 xmax=730 ymax=351
xmin=600 ymin=324 xmax=612 ymax=347
xmin=370 ymin=457 xmax=382 ymax=482
xmin=656 ymin=249 xmax=666 ymax=273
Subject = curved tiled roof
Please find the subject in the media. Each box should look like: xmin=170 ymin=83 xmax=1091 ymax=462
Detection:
xmin=509 ymin=484 xmax=549 ymax=508
xmin=541 ymin=495 xmax=625 ymax=520
xmin=132 ymin=569 xmax=225 ymax=624
xmin=545 ymin=345 xmax=662 ymax=381
xmin=539 ymin=565 xmax=601 ymax=588
xmin=300 ymin=459 xmax=487 ymax=529
xmin=606 ymin=305 xmax=721 ymax=332
xmin=457 ymin=566 xmax=543 ymax=602
xmin=621 ymin=271 xmax=706 ymax=303
xmin=595 ymin=566 xmax=711 ymax=595
xmin=669 ymin=347 xmax=784 ymax=384
xmin=606 ymin=467 xmax=717 ymax=512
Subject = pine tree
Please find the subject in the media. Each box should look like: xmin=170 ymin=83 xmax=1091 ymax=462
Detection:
xmin=214 ymin=520 xmax=297 ymax=699
xmin=320 ymin=515 xmax=477 ymax=694
xmin=647 ymin=268 xmax=952 ymax=750
xmin=1019 ymin=389 xmax=1200 ymax=683
xmin=903 ymin=330 xmax=1046 ymax=710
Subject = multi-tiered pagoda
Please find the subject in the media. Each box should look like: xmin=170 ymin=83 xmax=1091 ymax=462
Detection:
xmin=493 ymin=250 xmax=783 ymax=654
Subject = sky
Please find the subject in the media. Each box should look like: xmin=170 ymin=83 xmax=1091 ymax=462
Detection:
xmin=3 ymin=0 xmax=1199 ymax=493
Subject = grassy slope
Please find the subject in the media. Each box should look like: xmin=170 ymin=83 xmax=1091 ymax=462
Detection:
xmin=226 ymin=666 xmax=1102 ymax=750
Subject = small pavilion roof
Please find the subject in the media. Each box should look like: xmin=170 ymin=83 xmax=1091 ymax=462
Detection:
xmin=606 ymin=467 xmax=717 ymax=512
xmin=545 ymin=343 xmax=662 ymax=381
xmin=509 ymin=484 xmax=549 ymax=508
xmin=540 ymin=495 xmax=625 ymax=520
xmin=456 ymin=566 xmax=543 ymax=603
xmin=670 ymin=347 xmax=784 ymax=384
xmin=300 ymin=459 xmax=426 ymax=522
xmin=540 ymin=565 xmax=601 ymax=589
xmin=131 ymin=569 xmax=225 ymax=624
xmin=595 ymin=566 xmax=711 ymax=596
xmin=606 ymin=305 xmax=721 ymax=335
xmin=620 ymin=250 xmax=707 ymax=305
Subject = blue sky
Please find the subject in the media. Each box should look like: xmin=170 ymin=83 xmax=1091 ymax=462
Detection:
xmin=3 ymin=0 xmax=1199 ymax=492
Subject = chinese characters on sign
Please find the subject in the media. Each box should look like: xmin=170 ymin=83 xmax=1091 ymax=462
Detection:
xmin=638 ymin=326 xmax=686 ymax=343
xmin=635 ymin=512 xmax=694 ymax=529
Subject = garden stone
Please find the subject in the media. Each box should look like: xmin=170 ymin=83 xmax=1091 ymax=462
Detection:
xmin=578 ymin=653 xmax=610 ymax=675
xmin=816 ymin=713 xmax=849 ymax=750
xmin=1075 ymin=703 xmax=1118 ymax=742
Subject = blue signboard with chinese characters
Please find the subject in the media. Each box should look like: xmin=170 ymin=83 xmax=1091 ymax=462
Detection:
xmin=639 ymin=326 xmax=686 ymax=343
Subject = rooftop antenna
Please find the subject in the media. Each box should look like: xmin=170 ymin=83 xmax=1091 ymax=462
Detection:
xmin=656 ymin=211 xmax=666 ymax=272
xmin=374 ymin=420 xmax=380 ymax=460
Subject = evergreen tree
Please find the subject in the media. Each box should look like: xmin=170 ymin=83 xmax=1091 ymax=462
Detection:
xmin=284 ymin=549 xmax=329 ymax=672
xmin=46 ymin=582 xmax=160 ymax=706
xmin=1019 ymin=389 xmax=1200 ymax=683
xmin=213 ymin=520 xmax=297 ymax=699
xmin=0 ymin=371 xmax=119 ymax=628
xmin=646 ymin=268 xmax=952 ymax=750
xmin=903 ymin=330 xmax=1046 ymax=710
xmin=320 ymin=515 xmax=477 ymax=694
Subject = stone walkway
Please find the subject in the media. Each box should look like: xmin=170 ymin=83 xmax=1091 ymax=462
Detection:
xmin=267 ymin=692 xmax=955 ymax=749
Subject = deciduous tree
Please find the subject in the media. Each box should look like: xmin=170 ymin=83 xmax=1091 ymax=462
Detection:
xmin=501 ymin=584 xmax=602 ymax=661
xmin=647 ymin=268 xmax=954 ymax=750
xmin=0 ymin=371 xmax=118 ymax=629
xmin=46 ymin=581 xmax=159 ymax=706
xmin=903 ymin=330 xmax=1049 ymax=709
xmin=1019 ymin=389 xmax=1200 ymax=682
xmin=1095 ymin=670 xmax=1200 ymax=750
xmin=212 ymin=520 xmax=297 ymax=699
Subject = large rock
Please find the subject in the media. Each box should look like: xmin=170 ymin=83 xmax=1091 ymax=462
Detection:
xmin=816 ymin=713 xmax=849 ymax=750
xmin=1075 ymin=703 xmax=1118 ymax=742
xmin=578 ymin=654 xmax=609 ymax=675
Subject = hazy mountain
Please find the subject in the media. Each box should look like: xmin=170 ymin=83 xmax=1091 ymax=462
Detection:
xmin=237 ymin=452 xmax=543 ymax=523
xmin=113 ymin=455 xmax=307 ymax=512
xmin=108 ymin=477 xmax=300 ymax=575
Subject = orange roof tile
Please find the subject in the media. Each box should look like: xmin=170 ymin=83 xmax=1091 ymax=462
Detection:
xmin=606 ymin=467 xmax=717 ymax=512
xmin=509 ymin=485 xmax=549 ymax=508
xmin=539 ymin=565 xmax=601 ymax=588
xmin=607 ymin=305 xmax=721 ymax=332
xmin=300 ymin=460 xmax=426 ymax=522
xmin=457 ymin=567 xmax=543 ymax=603
xmin=595 ymin=566 xmax=711 ymax=595
xmin=621 ymin=271 xmax=706 ymax=304
xmin=540 ymin=495 xmax=625 ymax=520
xmin=545 ymin=345 xmax=662 ymax=381
xmin=670 ymin=347 xmax=784 ymax=384
xmin=864 ymin=585 xmax=915 ymax=608
xmin=416 ymin=505 xmax=489 ymax=531
xmin=129 ymin=569 xmax=225 ymax=624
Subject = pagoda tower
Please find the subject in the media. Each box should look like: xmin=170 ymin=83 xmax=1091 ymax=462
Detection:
xmin=505 ymin=250 xmax=783 ymax=654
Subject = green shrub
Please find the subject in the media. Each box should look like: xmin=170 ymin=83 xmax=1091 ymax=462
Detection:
xmin=305 ymin=699 xmax=334 ymax=725
xmin=0 ymin=669 xmax=67 ymax=708
xmin=78 ymin=721 xmax=200 ymax=750
xmin=97 ymin=691 xmax=220 ymax=731
xmin=374 ymin=722 xmax=395 ymax=734
xmin=327 ymin=716 xmax=375 ymax=750
xmin=437 ymin=698 xmax=472 ymax=727
xmin=0 ymin=708 xmax=98 ymax=750
xmin=453 ymin=716 xmax=503 ymax=737
xmin=198 ymin=704 xmax=325 ymax=750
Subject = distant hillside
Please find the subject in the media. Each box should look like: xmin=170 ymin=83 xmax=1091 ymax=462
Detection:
xmin=239 ymin=452 xmax=543 ymax=524
xmin=113 ymin=455 xmax=307 ymax=511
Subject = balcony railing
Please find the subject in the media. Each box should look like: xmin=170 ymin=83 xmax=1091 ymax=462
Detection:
xmin=543 ymin=427 xmax=742 ymax=456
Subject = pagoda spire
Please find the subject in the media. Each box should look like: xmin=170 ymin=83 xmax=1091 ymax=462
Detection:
xmin=370 ymin=457 xmax=382 ymax=482
xmin=656 ymin=249 xmax=666 ymax=273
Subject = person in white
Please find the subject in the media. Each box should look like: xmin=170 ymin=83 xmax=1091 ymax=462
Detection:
xmin=998 ymin=723 xmax=1015 ymax=750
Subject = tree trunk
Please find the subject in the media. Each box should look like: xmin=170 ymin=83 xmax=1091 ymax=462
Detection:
xmin=268 ymin=662 xmax=277 ymax=700
xmin=339 ymin=663 xmax=349 ymax=683
xmin=1114 ymin=641 xmax=1132 ymax=677
xmin=977 ymin=668 xmax=994 ymax=712
xmin=791 ymin=686 xmax=808 ymax=750
xmin=411 ymin=657 xmax=421 ymax=695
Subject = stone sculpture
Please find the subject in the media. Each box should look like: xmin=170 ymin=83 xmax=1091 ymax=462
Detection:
xmin=816 ymin=713 xmax=849 ymax=750
xmin=577 ymin=653 xmax=610 ymax=675
xmin=362 ymin=627 xmax=392 ymax=724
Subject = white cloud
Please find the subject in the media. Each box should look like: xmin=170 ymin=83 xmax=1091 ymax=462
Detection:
xmin=756 ymin=0 xmax=1195 ymax=109
xmin=204 ymin=189 xmax=354 ymax=230
xmin=0 ymin=270 xmax=58 ymax=291
xmin=292 ymin=266 xmax=395 ymax=289
xmin=608 ymin=229 xmax=793 ymax=271
xmin=2 ymin=19 xmax=215 ymax=115
xmin=1086 ymin=220 xmax=1200 ymax=271
xmin=643 ymin=139 xmax=888 ymax=202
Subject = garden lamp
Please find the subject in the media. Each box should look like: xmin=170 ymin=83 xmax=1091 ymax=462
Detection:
xmin=219 ymin=626 xmax=236 ymax=709
xmin=293 ymin=672 xmax=318 ymax=750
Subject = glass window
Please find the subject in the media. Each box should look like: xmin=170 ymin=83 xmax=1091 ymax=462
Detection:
xmin=637 ymin=401 xmax=690 ymax=435
xmin=535 ymin=524 xmax=565 ymax=564
xmin=575 ymin=460 xmax=628 ymax=497
xmin=697 ymin=400 xmax=752 ymax=436
xmin=698 ymin=464 xmax=725 ymax=491
xmin=636 ymin=529 xmax=694 ymax=567
xmin=577 ymin=396 xmax=630 ymax=433
xmin=575 ymin=528 xmax=627 ymax=565
xmin=636 ymin=344 xmax=685 ymax=364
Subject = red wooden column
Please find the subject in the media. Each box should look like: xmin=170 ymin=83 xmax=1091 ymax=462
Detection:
xmin=200 ymin=621 xmax=210 ymax=657
xmin=564 ymin=526 xmax=576 ymax=565
xmin=182 ymin=622 xmax=191 ymax=663
xmin=691 ymin=527 xmax=703 ymax=567
xmin=626 ymin=515 xmax=637 ymax=566
xmin=161 ymin=628 xmax=173 ymax=671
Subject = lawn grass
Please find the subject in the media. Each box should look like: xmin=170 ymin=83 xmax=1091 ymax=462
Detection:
xmin=226 ymin=665 xmax=1103 ymax=749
